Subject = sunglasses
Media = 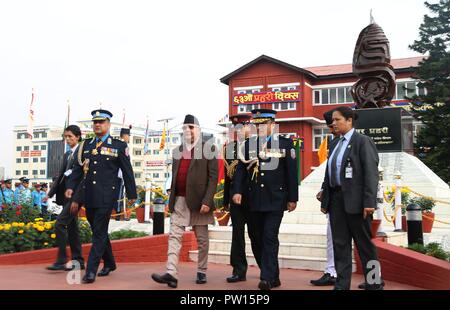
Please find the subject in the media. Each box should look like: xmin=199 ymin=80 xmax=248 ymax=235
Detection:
xmin=182 ymin=125 xmax=195 ymax=130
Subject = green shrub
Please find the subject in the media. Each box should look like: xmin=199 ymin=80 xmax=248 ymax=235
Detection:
xmin=408 ymin=242 xmax=450 ymax=262
xmin=109 ymin=229 xmax=148 ymax=240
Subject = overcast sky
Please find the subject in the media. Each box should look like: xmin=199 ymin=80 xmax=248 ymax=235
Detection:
xmin=0 ymin=0 xmax=427 ymax=175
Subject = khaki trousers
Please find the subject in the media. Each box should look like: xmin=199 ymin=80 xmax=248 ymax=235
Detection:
xmin=166 ymin=196 xmax=209 ymax=278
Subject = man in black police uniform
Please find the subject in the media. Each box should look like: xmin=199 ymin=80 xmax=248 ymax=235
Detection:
xmin=232 ymin=109 xmax=298 ymax=290
xmin=224 ymin=114 xmax=261 ymax=283
xmin=66 ymin=109 xmax=137 ymax=284
xmin=116 ymin=126 xmax=131 ymax=221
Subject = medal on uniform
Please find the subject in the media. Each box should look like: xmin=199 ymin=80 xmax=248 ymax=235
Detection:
xmin=92 ymin=149 xmax=98 ymax=155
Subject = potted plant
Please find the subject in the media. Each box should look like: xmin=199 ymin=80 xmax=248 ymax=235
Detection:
xmin=410 ymin=196 xmax=436 ymax=233
xmin=213 ymin=179 xmax=230 ymax=226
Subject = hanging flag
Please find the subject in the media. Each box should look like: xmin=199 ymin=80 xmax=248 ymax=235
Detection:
xmin=122 ymin=109 xmax=126 ymax=126
xmin=143 ymin=118 xmax=150 ymax=155
xmin=27 ymin=88 xmax=35 ymax=139
xmin=159 ymin=126 xmax=166 ymax=151
xmin=317 ymin=136 xmax=328 ymax=164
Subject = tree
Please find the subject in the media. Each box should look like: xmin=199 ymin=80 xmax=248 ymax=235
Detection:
xmin=409 ymin=0 xmax=450 ymax=184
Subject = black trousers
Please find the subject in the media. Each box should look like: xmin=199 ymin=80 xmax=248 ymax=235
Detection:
xmin=85 ymin=207 xmax=115 ymax=275
xmin=54 ymin=201 xmax=84 ymax=265
xmin=229 ymin=203 xmax=261 ymax=276
xmin=249 ymin=210 xmax=284 ymax=282
xmin=328 ymin=190 xmax=380 ymax=290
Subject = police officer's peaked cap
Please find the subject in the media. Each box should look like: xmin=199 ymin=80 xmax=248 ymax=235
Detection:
xmin=229 ymin=114 xmax=251 ymax=125
xmin=91 ymin=109 xmax=113 ymax=121
xmin=251 ymin=109 xmax=277 ymax=124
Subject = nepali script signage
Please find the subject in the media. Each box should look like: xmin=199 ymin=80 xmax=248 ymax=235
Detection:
xmin=354 ymin=107 xmax=402 ymax=153
xmin=233 ymin=91 xmax=300 ymax=105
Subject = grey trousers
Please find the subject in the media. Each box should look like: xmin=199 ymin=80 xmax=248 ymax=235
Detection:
xmin=166 ymin=196 xmax=209 ymax=279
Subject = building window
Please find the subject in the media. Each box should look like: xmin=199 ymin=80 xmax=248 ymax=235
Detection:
xmin=33 ymin=158 xmax=38 ymax=163
xmin=153 ymin=150 xmax=160 ymax=155
xmin=17 ymin=133 xmax=22 ymax=139
xmin=313 ymin=127 xmax=333 ymax=151
xmin=135 ymin=138 xmax=142 ymax=144
xmin=172 ymin=137 xmax=179 ymax=144
xmin=164 ymin=173 xmax=170 ymax=178
xmin=153 ymin=138 xmax=160 ymax=143
xmin=16 ymin=158 xmax=22 ymax=163
xmin=41 ymin=132 xmax=47 ymax=138
xmin=33 ymin=133 xmax=40 ymax=139
xmin=238 ymin=104 xmax=260 ymax=113
xmin=32 ymin=170 xmax=38 ymax=176
xmin=164 ymin=149 xmax=170 ymax=154
xmin=134 ymin=162 xmax=141 ymax=167
xmin=24 ymin=158 xmax=29 ymax=163
xmin=394 ymin=81 xmax=424 ymax=100
xmin=40 ymin=170 xmax=45 ymax=175
xmin=23 ymin=170 xmax=28 ymax=175
xmin=24 ymin=146 xmax=29 ymax=151
xmin=40 ymin=158 xmax=46 ymax=163
xmin=153 ymin=173 xmax=160 ymax=178
xmin=273 ymin=102 xmax=296 ymax=111
xmin=313 ymin=86 xmax=353 ymax=105
xmin=16 ymin=170 xmax=21 ymax=176
xmin=16 ymin=146 xmax=22 ymax=151
xmin=271 ymin=87 xmax=281 ymax=92
xmin=33 ymin=145 xmax=39 ymax=151
xmin=40 ymin=145 xmax=46 ymax=150
xmin=135 ymin=173 xmax=141 ymax=179
xmin=134 ymin=150 xmax=142 ymax=156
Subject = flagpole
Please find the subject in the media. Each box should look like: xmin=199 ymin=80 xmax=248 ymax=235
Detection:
xmin=27 ymin=89 xmax=35 ymax=184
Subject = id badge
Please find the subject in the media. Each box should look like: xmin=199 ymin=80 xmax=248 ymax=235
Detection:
xmin=64 ymin=169 xmax=73 ymax=177
xmin=345 ymin=166 xmax=353 ymax=179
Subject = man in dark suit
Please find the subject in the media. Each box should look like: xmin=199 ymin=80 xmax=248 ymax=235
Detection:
xmin=46 ymin=125 xmax=85 ymax=271
xmin=232 ymin=109 xmax=298 ymax=290
xmin=320 ymin=106 xmax=382 ymax=290
xmin=224 ymin=114 xmax=261 ymax=283
xmin=66 ymin=109 xmax=137 ymax=284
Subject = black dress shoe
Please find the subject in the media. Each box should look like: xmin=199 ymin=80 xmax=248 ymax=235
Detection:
xmin=82 ymin=272 xmax=96 ymax=284
xmin=358 ymin=280 xmax=385 ymax=290
xmin=258 ymin=280 xmax=272 ymax=291
xmin=310 ymin=273 xmax=336 ymax=286
xmin=97 ymin=266 xmax=117 ymax=277
xmin=226 ymin=274 xmax=246 ymax=283
xmin=196 ymin=272 xmax=207 ymax=284
xmin=151 ymin=273 xmax=178 ymax=288
xmin=271 ymin=278 xmax=281 ymax=288
xmin=46 ymin=263 xmax=66 ymax=271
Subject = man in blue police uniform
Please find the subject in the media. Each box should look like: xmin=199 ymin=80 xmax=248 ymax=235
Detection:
xmin=224 ymin=114 xmax=261 ymax=283
xmin=1 ymin=179 xmax=15 ymax=207
xmin=66 ymin=109 xmax=137 ymax=284
xmin=15 ymin=177 xmax=32 ymax=206
xmin=32 ymin=183 xmax=42 ymax=213
xmin=232 ymin=109 xmax=298 ymax=290
xmin=40 ymin=183 xmax=49 ymax=218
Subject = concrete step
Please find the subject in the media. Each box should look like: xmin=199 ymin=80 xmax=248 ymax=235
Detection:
xmin=208 ymin=227 xmax=328 ymax=245
xmin=209 ymin=239 xmax=329 ymax=258
xmin=189 ymin=250 xmax=356 ymax=272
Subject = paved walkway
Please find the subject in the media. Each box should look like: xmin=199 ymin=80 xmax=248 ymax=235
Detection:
xmin=0 ymin=262 xmax=421 ymax=290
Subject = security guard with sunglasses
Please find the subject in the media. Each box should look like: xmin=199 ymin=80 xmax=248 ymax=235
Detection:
xmin=66 ymin=109 xmax=137 ymax=284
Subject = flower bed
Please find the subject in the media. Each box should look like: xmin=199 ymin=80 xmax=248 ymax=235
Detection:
xmin=0 ymin=218 xmax=92 ymax=254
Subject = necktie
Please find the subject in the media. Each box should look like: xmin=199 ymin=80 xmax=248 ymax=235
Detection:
xmin=330 ymin=137 xmax=345 ymax=188
xmin=65 ymin=150 xmax=73 ymax=171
